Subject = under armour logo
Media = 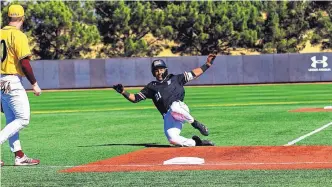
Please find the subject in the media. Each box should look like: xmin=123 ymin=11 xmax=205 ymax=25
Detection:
xmin=311 ymin=56 xmax=328 ymax=68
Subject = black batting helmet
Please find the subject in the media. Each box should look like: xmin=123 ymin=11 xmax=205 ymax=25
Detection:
xmin=151 ymin=59 xmax=168 ymax=78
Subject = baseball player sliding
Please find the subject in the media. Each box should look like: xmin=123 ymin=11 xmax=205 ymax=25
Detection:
xmin=0 ymin=4 xmax=41 ymax=166
xmin=113 ymin=54 xmax=216 ymax=147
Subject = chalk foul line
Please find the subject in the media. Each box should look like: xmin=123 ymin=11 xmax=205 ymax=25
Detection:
xmin=285 ymin=122 xmax=332 ymax=146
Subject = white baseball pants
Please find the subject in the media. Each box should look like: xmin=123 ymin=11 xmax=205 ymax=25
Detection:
xmin=0 ymin=75 xmax=30 ymax=152
xmin=163 ymin=101 xmax=196 ymax=147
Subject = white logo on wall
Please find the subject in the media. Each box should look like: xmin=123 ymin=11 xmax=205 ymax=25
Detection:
xmin=308 ymin=56 xmax=331 ymax=72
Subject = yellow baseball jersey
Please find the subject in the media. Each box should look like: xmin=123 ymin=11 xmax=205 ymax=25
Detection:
xmin=1 ymin=26 xmax=31 ymax=76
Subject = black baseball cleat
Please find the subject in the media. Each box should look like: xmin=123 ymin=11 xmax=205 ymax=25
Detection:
xmin=192 ymin=135 xmax=215 ymax=146
xmin=191 ymin=120 xmax=209 ymax=136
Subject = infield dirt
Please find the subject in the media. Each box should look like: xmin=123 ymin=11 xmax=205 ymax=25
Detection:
xmin=61 ymin=146 xmax=332 ymax=173
xmin=289 ymin=108 xmax=332 ymax=112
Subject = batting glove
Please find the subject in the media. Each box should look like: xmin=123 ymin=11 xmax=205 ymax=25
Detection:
xmin=206 ymin=54 xmax=216 ymax=66
xmin=113 ymin=84 xmax=124 ymax=93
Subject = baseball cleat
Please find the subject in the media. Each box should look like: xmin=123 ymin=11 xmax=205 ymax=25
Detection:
xmin=201 ymin=139 xmax=215 ymax=146
xmin=192 ymin=135 xmax=215 ymax=146
xmin=191 ymin=120 xmax=209 ymax=136
xmin=15 ymin=155 xmax=40 ymax=166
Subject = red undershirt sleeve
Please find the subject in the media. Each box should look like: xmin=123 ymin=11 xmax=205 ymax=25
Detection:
xmin=20 ymin=57 xmax=37 ymax=85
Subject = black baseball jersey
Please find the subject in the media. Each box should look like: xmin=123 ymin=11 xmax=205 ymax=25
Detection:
xmin=136 ymin=72 xmax=194 ymax=115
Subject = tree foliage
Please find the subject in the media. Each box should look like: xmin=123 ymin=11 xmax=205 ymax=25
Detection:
xmin=308 ymin=1 xmax=332 ymax=49
xmin=95 ymin=1 xmax=166 ymax=57
xmin=163 ymin=1 xmax=263 ymax=55
xmin=262 ymin=1 xmax=310 ymax=53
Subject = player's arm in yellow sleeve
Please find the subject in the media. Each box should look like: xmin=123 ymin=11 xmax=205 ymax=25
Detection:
xmin=15 ymin=33 xmax=36 ymax=84
xmin=15 ymin=33 xmax=32 ymax=61
xmin=15 ymin=33 xmax=41 ymax=96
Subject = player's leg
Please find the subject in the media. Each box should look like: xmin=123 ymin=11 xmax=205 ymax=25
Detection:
xmin=0 ymin=88 xmax=39 ymax=165
xmin=12 ymin=89 xmax=39 ymax=165
xmin=1 ymin=98 xmax=23 ymax=151
xmin=164 ymin=111 xmax=196 ymax=147
xmin=0 ymin=90 xmax=29 ymax=144
xmin=2 ymin=102 xmax=26 ymax=162
xmin=170 ymin=101 xmax=209 ymax=136
xmin=164 ymin=112 xmax=214 ymax=146
xmin=191 ymin=120 xmax=209 ymax=136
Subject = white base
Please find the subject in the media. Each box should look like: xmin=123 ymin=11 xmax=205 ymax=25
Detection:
xmin=324 ymin=106 xmax=332 ymax=109
xmin=163 ymin=157 xmax=205 ymax=165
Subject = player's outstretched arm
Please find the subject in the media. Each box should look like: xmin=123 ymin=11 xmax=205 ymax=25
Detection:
xmin=191 ymin=54 xmax=216 ymax=78
xmin=113 ymin=84 xmax=136 ymax=102
xmin=113 ymin=84 xmax=148 ymax=103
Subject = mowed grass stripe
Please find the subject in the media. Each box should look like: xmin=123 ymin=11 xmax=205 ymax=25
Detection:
xmin=31 ymin=100 xmax=332 ymax=114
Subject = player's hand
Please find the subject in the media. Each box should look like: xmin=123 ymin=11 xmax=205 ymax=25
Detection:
xmin=113 ymin=84 xmax=124 ymax=94
xmin=32 ymin=82 xmax=42 ymax=96
xmin=206 ymin=54 xmax=217 ymax=66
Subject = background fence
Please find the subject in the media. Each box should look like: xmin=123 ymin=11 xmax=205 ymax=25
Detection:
xmin=22 ymin=52 xmax=332 ymax=89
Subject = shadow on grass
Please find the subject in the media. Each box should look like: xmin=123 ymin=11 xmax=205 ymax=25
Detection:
xmin=78 ymin=143 xmax=173 ymax=148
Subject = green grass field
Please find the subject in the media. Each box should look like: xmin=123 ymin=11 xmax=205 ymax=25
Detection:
xmin=1 ymin=83 xmax=332 ymax=187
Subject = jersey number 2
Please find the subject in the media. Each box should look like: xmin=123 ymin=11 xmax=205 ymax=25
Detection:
xmin=1 ymin=40 xmax=7 ymax=63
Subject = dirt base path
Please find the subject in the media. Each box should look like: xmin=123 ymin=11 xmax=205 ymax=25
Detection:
xmin=289 ymin=108 xmax=332 ymax=112
xmin=61 ymin=146 xmax=332 ymax=173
